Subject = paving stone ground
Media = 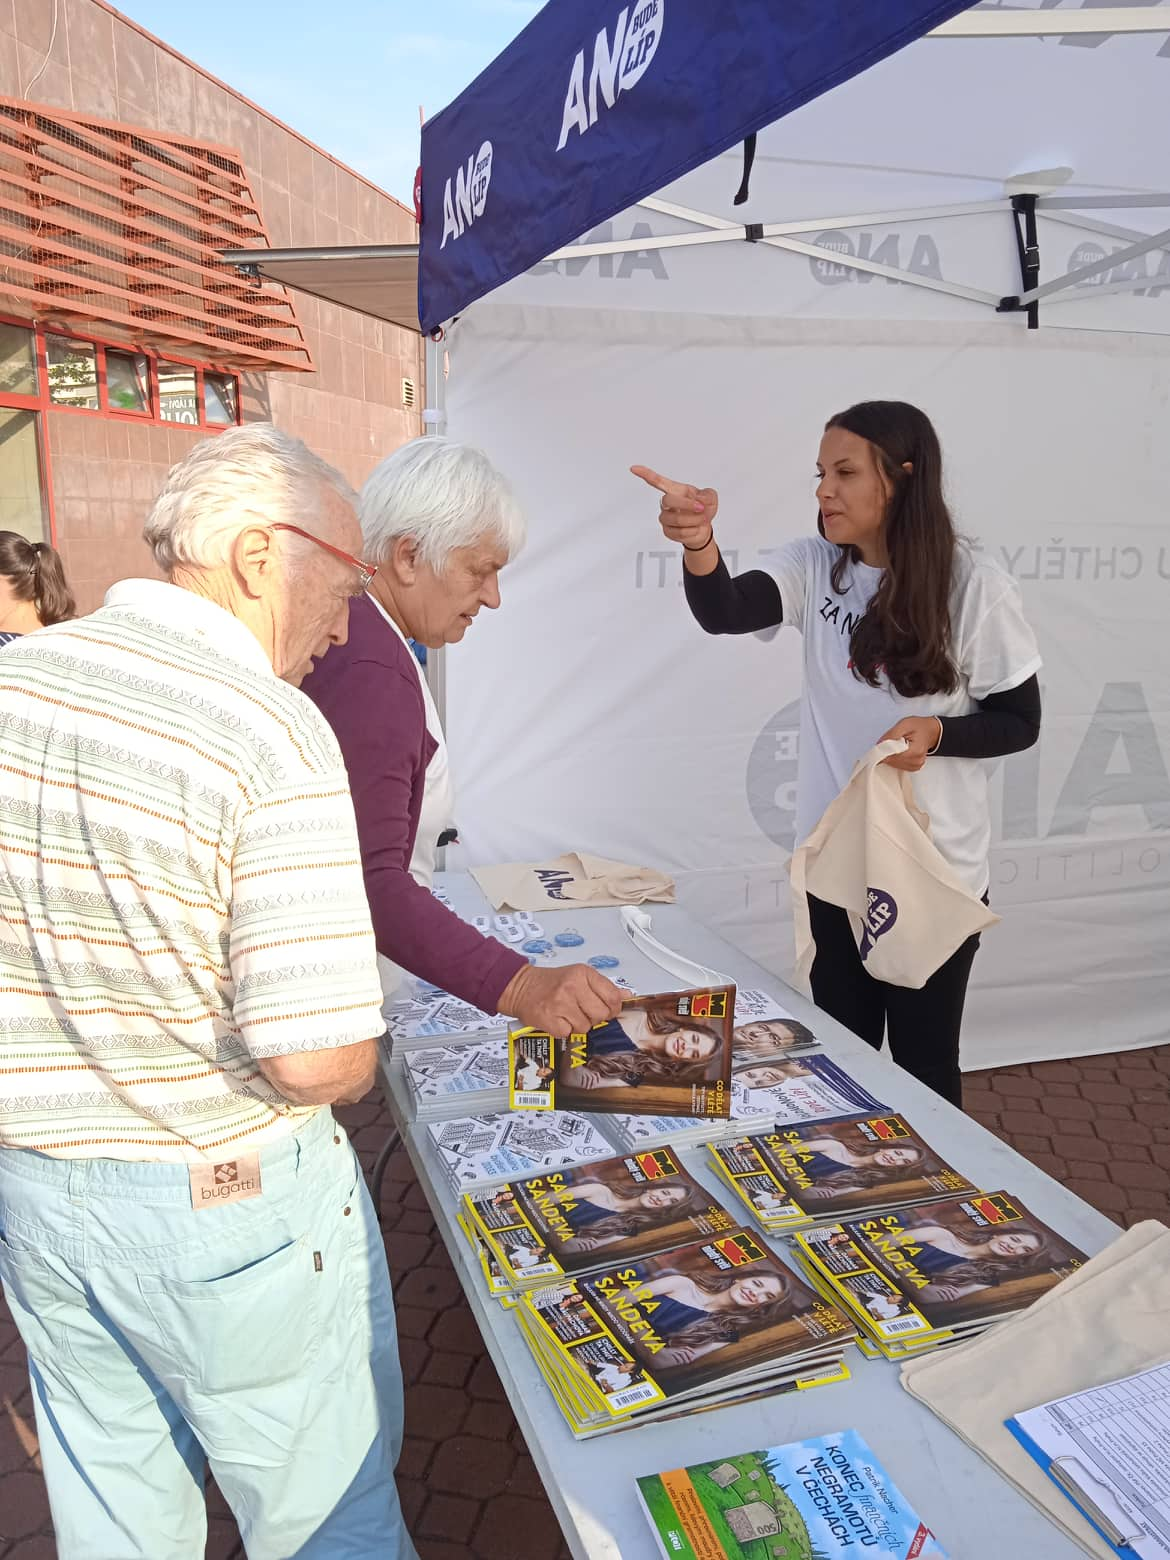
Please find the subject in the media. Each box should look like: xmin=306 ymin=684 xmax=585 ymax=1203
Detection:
xmin=2 ymin=1048 xmax=1167 ymax=1558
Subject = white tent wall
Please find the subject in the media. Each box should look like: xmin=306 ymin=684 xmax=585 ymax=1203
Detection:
xmin=442 ymin=302 xmax=1170 ymax=1070
xmin=436 ymin=8 xmax=1170 ymax=1070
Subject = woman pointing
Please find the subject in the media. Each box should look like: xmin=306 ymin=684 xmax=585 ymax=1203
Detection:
xmin=633 ymin=401 xmax=1042 ymax=1106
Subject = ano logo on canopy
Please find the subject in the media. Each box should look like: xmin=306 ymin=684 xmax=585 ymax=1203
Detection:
xmin=556 ymin=1 xmax=663 ymax=151
xmin=439 ymin=140 xmax=493 ymax=250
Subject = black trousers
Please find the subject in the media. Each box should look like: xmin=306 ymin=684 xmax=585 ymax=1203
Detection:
xmin=807 ymin=894 xmax=983 ymax=1108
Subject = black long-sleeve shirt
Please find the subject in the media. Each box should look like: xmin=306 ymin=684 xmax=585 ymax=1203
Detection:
xmin=684 ymin=555 xmax=1041 ymax=760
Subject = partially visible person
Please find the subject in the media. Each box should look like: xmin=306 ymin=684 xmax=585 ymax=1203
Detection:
xmin=588 ymin=1357 xmax=641 ymax=1395
xmin=793 ymin=1134 xmax=927 ymax=1199
xmin=562 ymin=1005 xmax=725 ymax=1091
xmin=629 ymin=1264 xmax=795 ymax=1369
xmin=864 ymin=1290 xmax=912 ymax=1322
xmin=514 ymin=1053 xmax=554 ymax=1093
xmin=732 ymin=1059 xmax=808 ymax=1091
xmin=302 ymin=437 xmax=622 ymax=1039
xmin=0 ymin=425 xmax=417 ymax=1560
xmin=733 ymin=1017 xmax=817 ymax=1058
xmin=550 ymin=1174 xmax=702 ymax=1252
xmin=885 ymin=1217 xmax=1048 ymax=1305
xmin=634 ymin=401 xmax=1042 ymax=1106
xmin=0 ymin=530 xmax=75 ymax=644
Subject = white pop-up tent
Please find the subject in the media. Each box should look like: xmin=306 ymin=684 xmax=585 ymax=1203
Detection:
xmin=226 ymin=4 xmax=1170 ymax=1071
xmin=433 ymin=11 xmax=1170 ymax=1072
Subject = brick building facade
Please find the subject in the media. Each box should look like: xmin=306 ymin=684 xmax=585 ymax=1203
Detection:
xmin=0 ymin=0 xmax=421 ymax=613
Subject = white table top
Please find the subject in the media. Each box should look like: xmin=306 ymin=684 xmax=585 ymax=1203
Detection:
xmin=380 ymin=872 xmax=1118 ymax=1560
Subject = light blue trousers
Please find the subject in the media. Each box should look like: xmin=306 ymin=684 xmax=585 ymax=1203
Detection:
xmin=0 ymin=1108 xmax=418 ymax=1560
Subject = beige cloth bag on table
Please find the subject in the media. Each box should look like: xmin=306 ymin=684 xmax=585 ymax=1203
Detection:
xmin=791 ymin=738 xmax=998 ymax=991
xmin=901 ymin=1220 xmax=1170 ymax=1560
xmin=471 ymin=852 xmax=675 ymax=913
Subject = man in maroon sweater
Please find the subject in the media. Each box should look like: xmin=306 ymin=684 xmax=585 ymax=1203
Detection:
xmin=302 ymin=438 xmax=622 ymax=1037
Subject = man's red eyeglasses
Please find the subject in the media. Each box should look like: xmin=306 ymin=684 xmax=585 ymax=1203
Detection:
xmin=270 ymin=522 xmax=377 ymax=589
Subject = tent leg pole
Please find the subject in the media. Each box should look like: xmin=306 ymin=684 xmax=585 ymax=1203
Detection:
xmin=421 ymin=331 xmax=448 ymax=729
xmin=423 ymin=333 xmax=447 ymax=436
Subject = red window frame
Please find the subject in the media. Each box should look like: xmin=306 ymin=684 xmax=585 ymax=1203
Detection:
xmin=0 ymin=314 xmax=242 ymax=430
xmin=0 ymin=315 xmax=243 ymax=545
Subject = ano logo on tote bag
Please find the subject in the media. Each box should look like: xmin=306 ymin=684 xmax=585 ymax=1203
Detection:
xmin=791 ymin=741 xmax=998 ymax=991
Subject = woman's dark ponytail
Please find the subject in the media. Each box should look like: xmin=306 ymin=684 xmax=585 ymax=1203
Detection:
xmin=29 ymin=541 xmax=76 ymax=625
xmin=0 ymin=531 xmax=76 ymax=625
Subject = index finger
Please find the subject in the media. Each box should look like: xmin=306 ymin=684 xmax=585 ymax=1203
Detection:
xmin=630 ymin=465 xmax=696 ymax=499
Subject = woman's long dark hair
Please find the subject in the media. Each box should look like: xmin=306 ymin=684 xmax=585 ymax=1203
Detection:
xmin=653 ymin=1264 xmax=796 ymax=1348
xmin=578 ymin=1050 xmax=714 ymax=1088
xmin=810 ymin=1142 xmax=927 ymax=1193
xmin=562 ymin=1181 xmax=707 ymax=1244
xmin=577 ymin=1010 xmax=727 ymax=1088
xmin=910 ymin=1219 xmax=1052 ymax=1288
xmin=0 ymin=531 xmax=76 ymax=626
xmin=641 ymin=1007 xmax=724 ymax=1040
xmin=821 ymin=401 xmax=957 ymax=698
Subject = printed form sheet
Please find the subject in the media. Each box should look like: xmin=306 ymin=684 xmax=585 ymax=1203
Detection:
xmin=1014 ymin=1362 xmax=1170 ymax=1559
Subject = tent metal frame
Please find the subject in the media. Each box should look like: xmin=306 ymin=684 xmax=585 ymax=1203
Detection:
xmin=534 ymin=189 xmax=1170 ymax=324
xmin=224 ymin=7 xmax=1170 ymax=427
xmin=927 ymin=5 xmax=1170 ymax=36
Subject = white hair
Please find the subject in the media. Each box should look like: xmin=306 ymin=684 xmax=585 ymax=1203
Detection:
xmin=143 ymin=423 xmax=356 ymax=573
xmin=358 ymin=437 xmax=525 ymax=571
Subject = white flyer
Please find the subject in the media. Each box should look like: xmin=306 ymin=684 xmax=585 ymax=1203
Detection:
xmin=385 ymin=977 xmax=503 ymax=1040
xmin=426 ymin=1111 xmax=615 ymax=1189
xmin=404 ymin=1038 xmax=509 ymax=1100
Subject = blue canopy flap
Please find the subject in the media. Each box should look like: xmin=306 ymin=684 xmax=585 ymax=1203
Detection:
xmin=418 ymin=0 xmax=976 ymax=332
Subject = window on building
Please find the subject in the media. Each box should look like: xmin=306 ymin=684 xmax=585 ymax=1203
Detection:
xmin=0 ymin=323 xmax=38 ymax=399
xmin=157 ymin=361 xmax=200 ymax=426
xmin=203 ymin=371 xmax=238 ymax=426
xmin=106 ymin=349 xmax=151 ymax=415
xmin=45 ymin=336 xmax=100 ymax=410
xmin=0 ymin=319 xmax=240 ymax=435
xmin=0 ymin=408 xmax=47 ymax=539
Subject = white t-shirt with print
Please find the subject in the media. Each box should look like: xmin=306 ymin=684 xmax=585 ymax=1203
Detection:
xmin=761 ymin=536 xmax=1042 ymax=896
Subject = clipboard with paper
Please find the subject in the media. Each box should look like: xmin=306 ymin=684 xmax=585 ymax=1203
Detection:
xmin=1005 ymin=1362 xmax=1170 ymax=1560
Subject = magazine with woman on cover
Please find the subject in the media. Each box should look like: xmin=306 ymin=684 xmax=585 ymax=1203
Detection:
xmin=798 ymin=1191 xmax=1087 ymax=1341
xmin=709 ymin=1114 xmax=977 ymax=1230
xmin=463 ymin=1147 xmax=739 ymax=1288
xmin=510 ymin=987 xmax=735 ymax=1118
xmin=526 ymin=1229 xmax=855 ymax=1406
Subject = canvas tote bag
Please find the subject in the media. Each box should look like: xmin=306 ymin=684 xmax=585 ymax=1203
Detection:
xmin=471 ymin=852 xmax=675 ymax=912
xmin=791 ymin=739 xmax=999 ymax=991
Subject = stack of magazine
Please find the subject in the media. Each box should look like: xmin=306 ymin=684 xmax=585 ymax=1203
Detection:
xmin=793 ymin=1190 xmax=1089 ymax=1359
xmin=458 ymin=1147 xmax=740 ymax=1296
xmin=636 ymin=1427 xmax=948 ymax=1558
xmin=425 ymin=1111 xmax=615 ymax=1194
xmin=405 ymin=983 xmax=802 ymax=1123
xmin=513 ymin=1229 xmax=857 ymax=1437
xmin=707 ymin=1114 xmax=978 ymax=1234
xmin=403 ymin=983 xmax=799 ymax=1122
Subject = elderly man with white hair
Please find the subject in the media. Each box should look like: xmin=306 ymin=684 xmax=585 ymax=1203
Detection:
xmin=0 ymin=425 xmax=417 ymax=1560
xmin=303 ymin=437 xmax=623 ymax=1036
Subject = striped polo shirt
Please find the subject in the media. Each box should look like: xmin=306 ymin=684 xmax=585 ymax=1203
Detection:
xmin=0 ymin=580 xmax=385 ymax=1161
